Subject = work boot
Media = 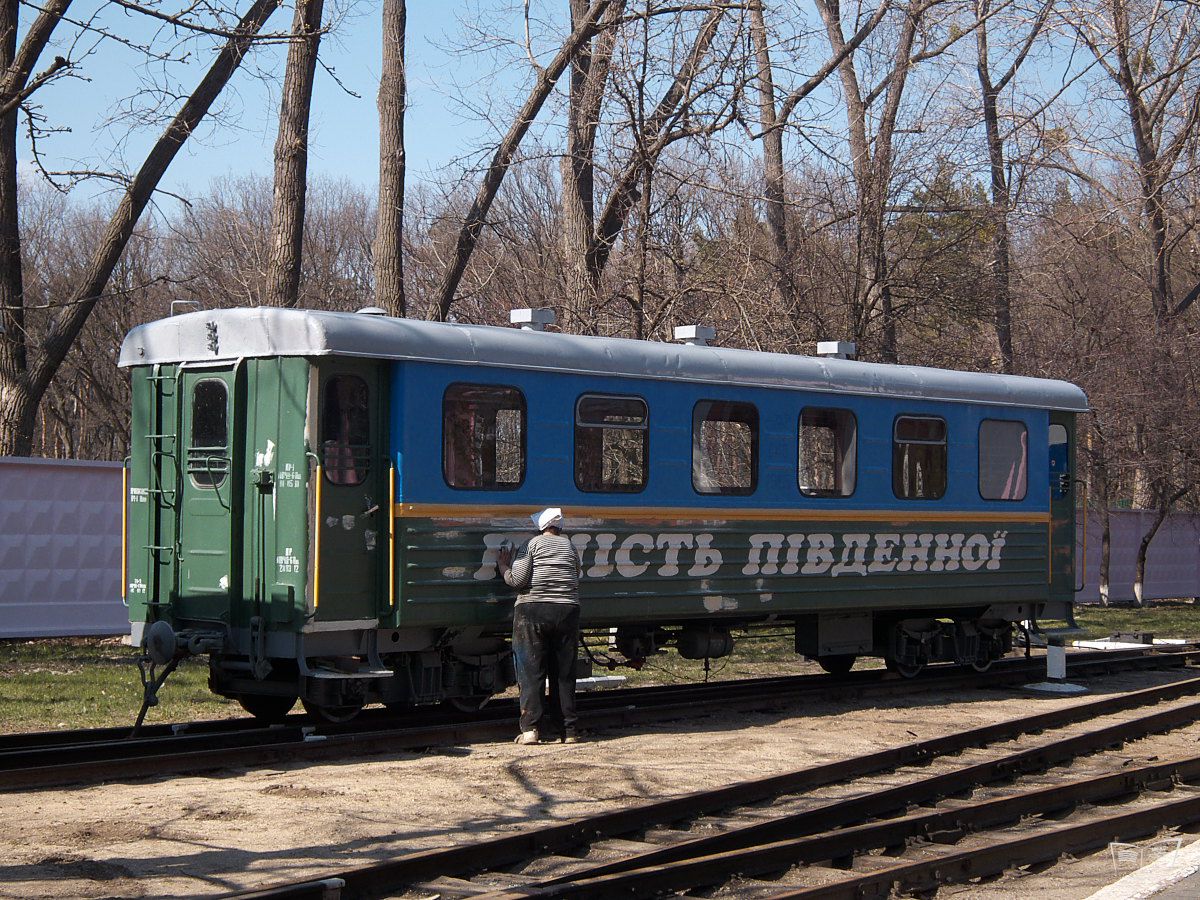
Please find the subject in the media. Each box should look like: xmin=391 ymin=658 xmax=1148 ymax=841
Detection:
xmin=563 ymin=730 xmax=579 ymax=744
xmin=514 ymin=730 xmax=539 ymax=745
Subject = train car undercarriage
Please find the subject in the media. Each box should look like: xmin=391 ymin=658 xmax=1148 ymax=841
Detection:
xmin=142 ymin=602 xmax=1069 ymax=723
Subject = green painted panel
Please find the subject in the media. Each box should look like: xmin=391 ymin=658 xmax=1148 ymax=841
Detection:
xmin=394 ymin=512 xmax=1051 ymax=630
xmin=238 ymin=357 xmax=310 ymax=631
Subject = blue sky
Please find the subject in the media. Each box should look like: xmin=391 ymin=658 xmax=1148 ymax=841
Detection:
xmin=27 ymin=1 xmax=538 ymax=202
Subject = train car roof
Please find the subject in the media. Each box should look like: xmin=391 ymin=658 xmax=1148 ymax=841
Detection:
xmin=118 ymin=307 xmax=1089 ymax=412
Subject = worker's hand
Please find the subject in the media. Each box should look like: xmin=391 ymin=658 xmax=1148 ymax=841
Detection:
xmin=497 ymin=544 xmax=513 ymax=570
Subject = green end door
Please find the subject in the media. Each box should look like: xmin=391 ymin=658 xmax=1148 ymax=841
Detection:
xmin=177 ymin=365 xmax=242 ymax=624
xmin=312 ymin=361 xmax=390 ymax=623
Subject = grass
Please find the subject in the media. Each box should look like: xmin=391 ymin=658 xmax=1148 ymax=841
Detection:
xmin=2 ymin=599 xmax=1196 ymax=733
xmin=1073 ymin=600 xmax=1200 ymax=641
xmin=0 ymin=638 xmax=239 ymax=734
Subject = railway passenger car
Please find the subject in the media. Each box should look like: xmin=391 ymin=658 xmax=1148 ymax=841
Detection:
xmin=119 ymin=307 xmax=1087 ymax=722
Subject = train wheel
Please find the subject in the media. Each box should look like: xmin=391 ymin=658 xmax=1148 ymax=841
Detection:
xmin=817 ymin=654 xmax=856 ymax=676
xmin=970 ymin=657 xmax=994 ymax=673
xmin=886 ymin=658 xmax=925 ymax=679
xmin=302 ymin=699 xmax=363 ymax=724
xmin=237 ymin=694 xmax=296 ymax=723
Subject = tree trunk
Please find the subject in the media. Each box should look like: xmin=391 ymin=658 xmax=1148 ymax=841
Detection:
xmin=1134 ymin=487 xmax=1188 ymax=607
xmin=0 ymin=0 xmax=25 ymax=457
xmin=264 ymin=0 xmax=325 ymax=309
xmin=749 ymin=0 xmax=794 ymax=316
xmin=979 ymin=79 xmax=1014 ymax=373
xmin=1099 ymin=511 xmax=1111 ymax=605
xmin=815 ymin=0 xmax=918 ymax=362
xmin=3 ymin=0 xmax=281 ymax=456
xmin=561 ymin=0 xmax=622 ymax=332
xmin=374 ymin=0 xmax=406 ymax=316
xmin=432 ymin=0 xmax=615 ymax=321
xmin=1109 ymin=0 xmax=1174 ymax=328
xmin=975 ymin=0 xmax=1049 ymax=373
xmin=0 ymin=0 xmax=74 ymax=456
xmin=1097 ymin=459 xmax=1111 ymax=606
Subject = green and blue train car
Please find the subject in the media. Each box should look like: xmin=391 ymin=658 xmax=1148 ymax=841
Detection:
xmin=119 ymin=307 xmax=1087 ymax=721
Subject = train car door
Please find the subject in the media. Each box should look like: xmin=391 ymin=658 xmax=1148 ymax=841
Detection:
xmin=176 ymin=363 xmax=242 ymax=624
xmin=1048 ymin=414 xmax=1075 ymax=598
xmin=312 ymin=361 xmax=387 ymax=623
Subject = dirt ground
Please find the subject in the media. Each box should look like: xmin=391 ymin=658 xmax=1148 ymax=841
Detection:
xmin=3 ymin=667 xmax=1200 ymax=899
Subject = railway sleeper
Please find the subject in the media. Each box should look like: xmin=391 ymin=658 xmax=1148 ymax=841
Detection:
xmin=467 ymin=697 xmax=1200 ymax=895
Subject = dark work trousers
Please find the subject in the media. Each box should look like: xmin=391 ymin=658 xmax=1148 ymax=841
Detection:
xmin=512 ymin=601 xmax=580 ymax=735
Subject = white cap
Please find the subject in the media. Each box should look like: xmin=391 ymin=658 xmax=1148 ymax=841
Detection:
xmin=532 ymin=507 xmax=563 ymax=531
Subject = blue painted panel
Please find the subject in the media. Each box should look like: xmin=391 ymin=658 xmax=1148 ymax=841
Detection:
xmin=390 ymin=362 xmax=1050 ymax=514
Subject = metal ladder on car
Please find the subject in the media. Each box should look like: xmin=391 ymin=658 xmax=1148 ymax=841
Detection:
xmin=142 ymin=364 xmax=181 ymax=608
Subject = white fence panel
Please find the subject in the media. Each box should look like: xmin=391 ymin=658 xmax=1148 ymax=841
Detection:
xmin=0 ymin=457 xmax=126 ymax=638
xmin=1076 ymin=510 xmax=1200 ymax=604
xmin=3 ymin=454 xmax=1200 ymax=636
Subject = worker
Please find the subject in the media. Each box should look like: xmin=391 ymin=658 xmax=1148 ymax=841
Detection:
xmin=497 ymin=507 xmax=582 ymax=745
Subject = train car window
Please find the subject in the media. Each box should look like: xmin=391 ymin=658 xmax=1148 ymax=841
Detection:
xmin=892 ymin=416 xmax=947 ymax=500
xmin=799 ymin=407 xmax=857 ymax=497
xmin=693 ymin=401 xmax=758 ymax=495
xmin=979 ymin=419 xmax=1028 ymax=500
xmin=575 ymin=395 xmax=648 ymax=493
xmin=443 ymin=383 xmax=526 ymax=490
xmin=321 ymin=375 xmax=372 ymax=486
xmin=187 ymin=379 xmax=229 ymax=488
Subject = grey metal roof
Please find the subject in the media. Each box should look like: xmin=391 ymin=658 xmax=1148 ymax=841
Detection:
xmin=118 ymin=307 xmax=1089 ymax=412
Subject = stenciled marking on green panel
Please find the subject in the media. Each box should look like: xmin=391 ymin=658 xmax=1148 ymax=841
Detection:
xmin=392 ymin=510 xmax=1052 ymax=629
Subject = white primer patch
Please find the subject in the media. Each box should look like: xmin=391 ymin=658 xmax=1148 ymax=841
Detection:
xmin=702 ymin=595 xmax=738 ymax=612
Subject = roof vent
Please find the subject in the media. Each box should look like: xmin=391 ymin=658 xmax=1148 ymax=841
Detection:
xmin=356 ymin=306 xmax=388 ymax=316
xmin=674 ymin=325 xmax=715 ymax=347
xmin=510 ymin=308 xmax=555 ymax=331
xmin=817 ymin=340 xmax=856 ymax=360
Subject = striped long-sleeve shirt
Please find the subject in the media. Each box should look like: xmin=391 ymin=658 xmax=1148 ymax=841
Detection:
xmin=503 ymin=533 xmax=582 ymax=605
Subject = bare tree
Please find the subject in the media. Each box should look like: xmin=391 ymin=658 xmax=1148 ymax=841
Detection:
xmin=975 ymin=0 xmax=1053 ymax=373
xmin=431 ymin=0 xmax=618 ymax=320
xmin=812 ymin=0 xmax=976 ymax=361
xmin=0 ymin=0 xmax=282 ymax=455
xmin=586 ymin=2 xmax=741 ymax=323
xmin=1074 ymin=0 xmax=1200 ymax=328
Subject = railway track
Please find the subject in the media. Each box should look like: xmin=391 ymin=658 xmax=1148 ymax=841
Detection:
xmin=229 ymin=670 xmax=1200 ymax=900
xmin=1 ymin=646 xmax=1193 ymax=792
